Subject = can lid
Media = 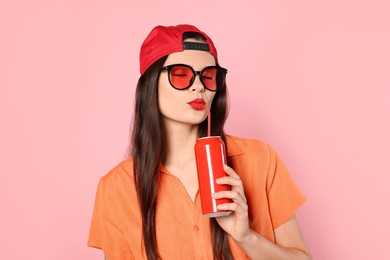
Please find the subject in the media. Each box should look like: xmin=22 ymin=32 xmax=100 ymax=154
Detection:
xmin=196 ymin=136 xmax=222 ymax=140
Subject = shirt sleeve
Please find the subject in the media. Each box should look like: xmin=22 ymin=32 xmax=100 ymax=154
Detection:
xmin=88 ymin=179 xmax=105 ymax=249
xmin=88 ymin=177 xmax=134 ymax=259
xmin=266 ymin=144 xmax=306 ymax=228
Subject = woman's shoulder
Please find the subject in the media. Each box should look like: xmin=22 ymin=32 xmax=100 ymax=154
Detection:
xmin=225 ymin=134 xmax=273 ymax=155
xmin=99 ymin=157 xmax=135 ymax=185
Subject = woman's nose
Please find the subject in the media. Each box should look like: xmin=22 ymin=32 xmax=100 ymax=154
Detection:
xmin=190 ymin=75 xmax=205 ymax=93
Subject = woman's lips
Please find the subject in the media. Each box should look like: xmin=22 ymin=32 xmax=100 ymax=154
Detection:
xmin=187 ymin=98 xmax=206 ymax=110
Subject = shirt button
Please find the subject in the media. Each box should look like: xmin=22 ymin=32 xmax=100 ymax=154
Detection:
xmin=193 ymin=225 xmax=200 ymax=232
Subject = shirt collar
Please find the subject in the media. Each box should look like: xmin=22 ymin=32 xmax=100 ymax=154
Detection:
xmin=225 ymin=135 xmax=244 ymax=157
xmin=159 ymin=135 xmax=244 ymax=175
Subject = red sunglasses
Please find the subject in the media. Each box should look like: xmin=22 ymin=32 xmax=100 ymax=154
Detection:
xmin=160 ymin=64 xmax=227 ymax=91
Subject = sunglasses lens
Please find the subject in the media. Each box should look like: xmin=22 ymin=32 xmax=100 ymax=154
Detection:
xmin=201 ymin=67 xmax=218 ymax=91
xmin=169 ymin=65 xmax=193 ymax=89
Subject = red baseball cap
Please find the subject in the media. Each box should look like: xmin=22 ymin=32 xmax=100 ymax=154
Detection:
xmin=139 ymin=24 xmax=219 ymax=75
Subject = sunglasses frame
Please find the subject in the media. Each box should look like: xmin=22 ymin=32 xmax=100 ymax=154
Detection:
xmin=160 ymin=63 xmax=227 ymax=92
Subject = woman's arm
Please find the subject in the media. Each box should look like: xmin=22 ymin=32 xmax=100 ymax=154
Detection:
xmin=237 ymin=215 xmax=311 ymax=259
xmin=214 ymin=165 xmax=311 ymax=259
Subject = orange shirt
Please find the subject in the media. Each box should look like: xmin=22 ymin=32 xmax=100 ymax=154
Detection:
xmin=88 ymin=135 xmax=306 ymax=259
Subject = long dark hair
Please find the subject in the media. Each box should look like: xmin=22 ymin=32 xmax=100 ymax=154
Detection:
xmin=130 ymin=33 xmax=232 ymax=260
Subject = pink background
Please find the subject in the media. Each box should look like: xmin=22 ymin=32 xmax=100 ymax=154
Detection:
xmin=1 ymin=0 xmax=389 ymax=259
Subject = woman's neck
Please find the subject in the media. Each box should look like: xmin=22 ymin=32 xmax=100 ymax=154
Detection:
xmin=164 ymin=122 xmax=199 ymax=167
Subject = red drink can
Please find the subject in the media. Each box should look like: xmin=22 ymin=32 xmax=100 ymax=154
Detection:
xmin=195 ymin=136 xmax=232 ymax=217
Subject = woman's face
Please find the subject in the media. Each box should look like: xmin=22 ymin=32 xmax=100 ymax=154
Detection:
xmin=158 ymin=42 xmax=217 ymax=130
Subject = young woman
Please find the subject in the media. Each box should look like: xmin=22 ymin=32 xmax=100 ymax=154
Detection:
xmin=88 ymin=24 xmax=311 ymax=260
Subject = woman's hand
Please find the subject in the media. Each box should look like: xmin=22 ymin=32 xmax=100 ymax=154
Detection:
xmin=212 ymin=164 xmax=251 ymax=243
xmin=213 ymin=165 xmax=311 ymax=259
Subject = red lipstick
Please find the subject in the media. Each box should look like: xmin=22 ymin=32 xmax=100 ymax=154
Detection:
xmin=187 ymin=98 xmax=206 ymax=110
